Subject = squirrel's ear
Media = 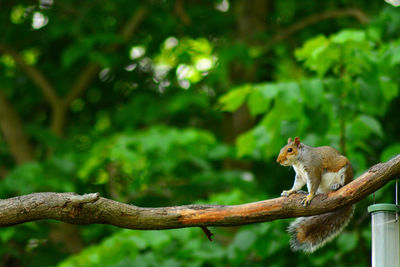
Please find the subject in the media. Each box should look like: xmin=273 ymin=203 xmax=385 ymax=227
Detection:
xmin=294 ymin=137 xmax=301 ymax=147
xmin=287 ymin=137 xmax=293 ymax=144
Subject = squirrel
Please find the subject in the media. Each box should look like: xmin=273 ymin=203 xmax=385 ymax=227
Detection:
xmin=276 ymin=137 xmax=354 ymax=253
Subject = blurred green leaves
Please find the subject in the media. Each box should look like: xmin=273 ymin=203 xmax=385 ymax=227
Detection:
xmin=155 ymin=37 xmax=216 ymax=88
xmin=218 ymin=84 xmax=251 ymax=112
xmin=78 ymin=126 xmax=218 ymax=182
xmin=336 ymin=232 xmax=359 ymax=252
xmin=74 ymin=125 xmax=243 ymax=204
xmin=295 ymin=29 xmax=370 ymax=77
xmin=1 ymin=1 xmax=400 ymax=267
xmin=380 ymin=144 xmax=400 ymax=162
xmin=62 ymin=34 xmax=123 ymax=67
xmin=1 ymin=158 xmax=76 ymax=196
xmin=58 ymin=213 xmax=289 ymax=267
xmin=219 ymin=26 xmax=400 ymax=162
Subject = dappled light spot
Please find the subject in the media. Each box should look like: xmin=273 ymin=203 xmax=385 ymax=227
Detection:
xmin=164 ymin=37 xmax=179 ymax=49
xmin=130 ymin=46 xmax=146 ymax=60
xmin=125 ymin=63 xmax=137 ymax=71
xmin=385 ymin=0 xmax=400 ymax=6
xmin=99 ymin=68 xmax=114 ymax=82
xmin=139 ymin=57 xmax=152 ymax=72
xmin=32 ymin=12 xmax=48 ymax=29
xmin=176 ymin=64 xmax=194 ymax=80
xmin=215 ymin=0 xmax=229 ymax=12
xmin=39 ymin=0 xmax=54 ymax=9
xmin=154 ymin=64 xmax=170 ymax=80
xmin=195 ymin=58 xmax=213 ymax=71
xmin=178 ymin=80 xmax=190 ymax=89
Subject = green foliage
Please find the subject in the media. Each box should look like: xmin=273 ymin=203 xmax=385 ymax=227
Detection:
xmin=76 ymin=126 xmax=232 ymax=203
xmin=380 ymin=143 xmax=400 ymax=162
xmin=1 ymin=158 xmax=77 ymax=196
xmin=58 ymin=219 xmax=290 ymax=267
xmin=220 ymin=25 xmax=400 ymax=169
xmin=218 ymin=84 xmax=252 ymax=111
xmin=1 ymin=1 xmax=400 ymax=267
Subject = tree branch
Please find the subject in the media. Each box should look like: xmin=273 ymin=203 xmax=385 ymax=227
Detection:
xmin=52 ymin=6 xmax=148 ymax=135
xmin=0 ymin=44 xmax=61 ymax=109
xmin=64 ymin=6 xmax=148 ymax=108
xmin=120 ymin=6 xmax=148 ymax=41
xmin=174 ymin=0 xmax=191 ymax=25
xmin=265 ymin=8 xmax=369 ymax=52
xmin=0 ymin=7 xmax=148 ymax=137
xmin=1 ymin=155 xmax=399 ymax=228
xmin=0 ymin=90 xmax=34 ymax=163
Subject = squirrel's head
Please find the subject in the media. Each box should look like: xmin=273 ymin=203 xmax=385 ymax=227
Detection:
xmin=276 ymin=137 xmax=301 ymax=166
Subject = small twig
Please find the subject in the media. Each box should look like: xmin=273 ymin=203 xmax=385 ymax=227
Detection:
xmin=200 ymin=226 xmax=214 ymax=241
xmin=174 ymin=0 xmax=191 ymax=25
xmin=264 ymin=8 xmax=369 ymax=52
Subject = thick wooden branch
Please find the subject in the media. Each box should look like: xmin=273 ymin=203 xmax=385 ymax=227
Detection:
xmin=1 ymin=155 xmax=399 ymax=229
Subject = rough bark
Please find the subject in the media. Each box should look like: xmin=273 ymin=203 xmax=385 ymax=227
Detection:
xmin=1 ymin=154 xmax=399 ymax=229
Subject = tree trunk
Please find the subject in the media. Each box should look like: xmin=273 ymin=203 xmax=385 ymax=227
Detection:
xmin=0 ymin=90 xmax=34 ymax=164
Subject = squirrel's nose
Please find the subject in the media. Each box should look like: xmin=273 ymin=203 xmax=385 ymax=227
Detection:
xmin=276 ymin=157 xmax=281 ymax=163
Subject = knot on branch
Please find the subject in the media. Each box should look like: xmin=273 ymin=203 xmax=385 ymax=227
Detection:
xmin=369 ymin=163 xmax=384 ymax=173
xmin=0 ymin=155 xmax=399 ymax=229
xmin=63 ymin=193 xmax=101 ymax=218
xmin=67 ymin=192 xmax=101 ymax=204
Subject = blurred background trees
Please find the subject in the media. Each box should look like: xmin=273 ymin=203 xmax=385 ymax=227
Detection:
xmin=1 ymin=0 xmax=399 ymax=266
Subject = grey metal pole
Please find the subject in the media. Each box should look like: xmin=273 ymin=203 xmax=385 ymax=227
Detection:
xmin=368 ymin=204 xmax=400 ymax=267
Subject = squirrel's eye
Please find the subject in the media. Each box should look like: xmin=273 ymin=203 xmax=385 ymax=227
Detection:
xmin=287 ymin=148 xmax=293 ymax=153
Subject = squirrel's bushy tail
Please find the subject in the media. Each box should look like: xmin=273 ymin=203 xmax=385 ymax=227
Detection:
xmin=288 ymin=205 xmax=354 ymax=253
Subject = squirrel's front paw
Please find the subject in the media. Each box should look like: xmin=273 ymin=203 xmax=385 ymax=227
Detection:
xmin=281 ymin=190 xmax=294 ymax=197
xmin=301 ymin=194 xmax=314 ymax=206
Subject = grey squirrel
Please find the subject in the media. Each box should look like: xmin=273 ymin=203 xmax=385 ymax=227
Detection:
xmin=277 ymin=137 xmax=354 ymax=253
